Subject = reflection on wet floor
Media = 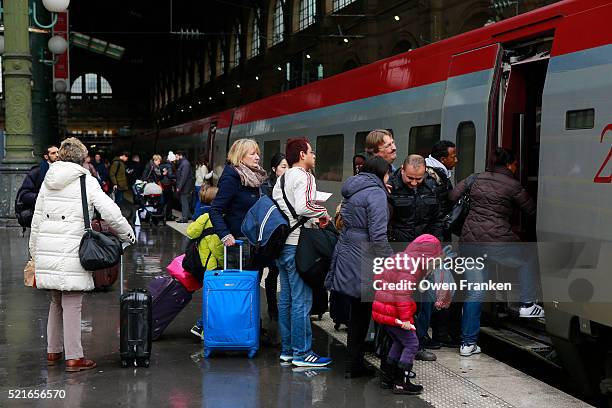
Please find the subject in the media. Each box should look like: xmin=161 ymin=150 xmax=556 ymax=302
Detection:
xmin=0 ymin=226 xmax=431 ymax=408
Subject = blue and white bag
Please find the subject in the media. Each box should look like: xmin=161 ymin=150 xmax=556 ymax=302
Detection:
xmin=241 ymin=195 xmax=306 ymax=259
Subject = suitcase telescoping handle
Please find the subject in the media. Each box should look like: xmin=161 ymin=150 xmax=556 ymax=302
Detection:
xmin=119 ymin=242 xmax=130 ymax=296
xmin=223 ymin=239 xmax=244 ymax=271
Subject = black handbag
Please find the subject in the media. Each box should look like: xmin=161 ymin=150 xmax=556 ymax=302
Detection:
xmin=78 ymin=175 xmax=123 ymax=270
xmin=443 ymin=173 xmax=478 ymax=236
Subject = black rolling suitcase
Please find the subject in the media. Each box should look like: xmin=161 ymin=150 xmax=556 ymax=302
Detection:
xmin=119 ymin=254 xmax=153 ymax=368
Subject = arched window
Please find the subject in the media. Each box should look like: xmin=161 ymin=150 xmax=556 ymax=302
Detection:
xmin=231 ymin=23 xmax=241 ymax=69
xmin=271 ymin=0 xmax=284 ymax=46
xmin=298 ymin=0 xmax=316 ymax=31
xmin=70 ymin=73 xmax=113 ymax=99
xmin=332 ymin=0 xmax=356 ymax=12
xmin=216 ymin=41 xmax=225 ymax=76
xmin=249 ymin=9 xmax=261 ymax=58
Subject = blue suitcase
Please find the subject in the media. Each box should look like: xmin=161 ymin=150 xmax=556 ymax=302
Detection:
xmin=203 ymin=241 xmax=260 ymax=358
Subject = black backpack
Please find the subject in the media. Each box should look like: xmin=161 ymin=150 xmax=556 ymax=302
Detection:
xmin=182 ymin=227 xmax=215 ymax=282
xmin=14 ymin=167 xmax=41 ymax=230
xmin=14 ymin=188 xmax=33 ymax=230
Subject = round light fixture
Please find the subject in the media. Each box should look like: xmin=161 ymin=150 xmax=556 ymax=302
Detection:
xmin=394 ymin=15 xmax=400 ymax=21
xmin=48 ymin=35 xmax=68 ymax=54
xmin=42 ymin=0 xmax=70 ymax=13
xmin=53 ymin=79 xmax=68 ymax=93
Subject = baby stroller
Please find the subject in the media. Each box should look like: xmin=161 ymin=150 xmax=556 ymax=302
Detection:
xmin=134 ymin=180 xmax=166 ymax=226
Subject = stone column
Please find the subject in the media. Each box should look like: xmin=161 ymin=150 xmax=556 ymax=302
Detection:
xmin=0 ymin=0 xmax=35 ymax=224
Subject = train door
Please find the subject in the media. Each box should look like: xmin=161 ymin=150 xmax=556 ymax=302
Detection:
xmin=485 ymin=38 xmax=552 ymax=328
xmin=441 ymin=44 xmax=502 ymax=183
xmin=499 ymin=37 xmax=552 ymax=242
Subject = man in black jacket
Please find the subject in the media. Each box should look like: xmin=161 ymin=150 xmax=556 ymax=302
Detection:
xmin=175 ymin=151 xmax=194 ymax=223
xmin=388 ymin=154 xmax=444 ymax=362
xmin=425 ymin=141 xmax=463 ymax=349
xmin=388 ymin=154 xmax=444 ymax=243
xmin=16 ymin=145 xmax=59 ymax=223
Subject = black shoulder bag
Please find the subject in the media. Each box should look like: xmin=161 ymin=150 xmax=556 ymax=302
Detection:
xmin=78 ymin=175 xmax=123 ymax=270
xmin=443 ymin=173 xmax=478 ymax=236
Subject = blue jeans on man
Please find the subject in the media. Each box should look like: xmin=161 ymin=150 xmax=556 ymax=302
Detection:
xmin=276 ymin=245 xmax=313 ymax=358
xmin=460 ymin=244 xmax=539 ymax=345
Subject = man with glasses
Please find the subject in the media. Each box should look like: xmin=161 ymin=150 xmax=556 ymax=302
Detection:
xmin=365 ymin=129 xmax=397 ymax=172
xmin=388 ymin=154 xmax=444 ymax=362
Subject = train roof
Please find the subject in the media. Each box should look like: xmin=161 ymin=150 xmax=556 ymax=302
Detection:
xmin=158 ymin=0 xmax=609 ymax=135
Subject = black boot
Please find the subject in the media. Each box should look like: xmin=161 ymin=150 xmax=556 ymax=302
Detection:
xmin=392 ymin=364 xmax=423 ymax=395
xmin=379 ymin=359 xmax=394 ymax=389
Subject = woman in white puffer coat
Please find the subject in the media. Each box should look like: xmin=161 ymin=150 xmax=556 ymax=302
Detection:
xmin=29 ymin=137 xmax=135 ymax=372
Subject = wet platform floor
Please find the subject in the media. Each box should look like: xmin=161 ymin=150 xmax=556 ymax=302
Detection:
xmin=0 ymin=226 xmax=431 ymax=408
xmin=0 ymin=224 xmax=589 ymax=408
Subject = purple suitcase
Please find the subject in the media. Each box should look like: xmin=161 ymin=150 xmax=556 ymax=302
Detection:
xmin=147 ymin=276 xmax=192 ymax=341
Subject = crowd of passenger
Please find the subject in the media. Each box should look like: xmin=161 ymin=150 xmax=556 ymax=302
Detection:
xmin=19 ymin=131 xmax=544 ymax=396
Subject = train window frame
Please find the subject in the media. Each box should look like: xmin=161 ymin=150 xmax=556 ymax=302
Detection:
xmin=263 ymin=140 xmax=281 ymax=172
xmin=316 ymin=134 xmax=344 ymax=182
xmin=455 ymin=121 xmax=476 ymax=182
xmin=565 ymin=108 xmax=595 ymax=130
xmin=408 ymin=124 xmax=441 ymax=157
xmin=354 ymin=129 xmax=394 ymax=155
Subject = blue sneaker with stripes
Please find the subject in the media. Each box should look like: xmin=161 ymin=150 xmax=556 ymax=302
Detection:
xmin=292 ymin=352 xmax=332 ymax=367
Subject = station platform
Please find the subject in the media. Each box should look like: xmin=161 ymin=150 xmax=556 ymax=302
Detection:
xmin=0 ymin=223 xmax=590 ymax=408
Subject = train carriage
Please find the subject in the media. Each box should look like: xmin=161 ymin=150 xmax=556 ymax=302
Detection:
xmin=135 ymin=0 xmax=612 ymax=402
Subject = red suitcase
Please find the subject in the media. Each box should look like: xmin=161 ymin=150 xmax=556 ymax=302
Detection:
xmin=91 ymin=219 xmax=120 ymax=291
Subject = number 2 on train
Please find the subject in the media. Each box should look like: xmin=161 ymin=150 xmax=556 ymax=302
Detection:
xmin=594 ymin=124 xmax=612 ymax=184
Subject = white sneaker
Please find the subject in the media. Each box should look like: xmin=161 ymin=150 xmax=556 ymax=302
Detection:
xmin=460 ymin=344 xmax=481 ymax=357
xmin=519 ymin=303 xmax=545 ymax=318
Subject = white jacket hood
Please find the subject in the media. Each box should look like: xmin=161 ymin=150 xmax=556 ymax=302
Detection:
xmin=44 ymin=161 xmax=89 ymax=191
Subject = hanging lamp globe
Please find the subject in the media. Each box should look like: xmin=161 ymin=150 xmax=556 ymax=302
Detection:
xmin=48 ymin=35 xmax=68 ymax=54
xmin=42 ymin=0 xmax=70 ymax=13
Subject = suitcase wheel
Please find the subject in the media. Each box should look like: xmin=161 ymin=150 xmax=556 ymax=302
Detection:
xmin=138 ymin=358 xmax=150 ymax=368
xmin=248 ymin=350 xmax=257 ymax=359
xmin=121 ymin=359 xmax=130 ymax=368
xmin=203 ymin=349 xmax=212 ymax=359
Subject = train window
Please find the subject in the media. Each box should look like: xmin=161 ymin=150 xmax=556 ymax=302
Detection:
xmin=316 ymin=134 xmax=344 ymax=182
xmin=354 ymin=129 xmax=394 ymax=154
xmin=409 ymin=124 xmax=441 ymax=157
xmin=456 ymin=121 xmax=476 ymax=182
xmin=566 ymin=109 xmax=594 ymax=130
xmin=263 ymin=140 xmax=281 ymax=170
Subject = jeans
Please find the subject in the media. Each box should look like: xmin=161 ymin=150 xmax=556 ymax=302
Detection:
xmin=460 ymin=244 xmax=540 ymax=345
xmin=180 ymin=192 xmax=192 ymax=221
xmin=114 ymin=190 xmax=124 ymax=205
xmin=415 ymin=282 xmax=435 ymax=347
xmin=385 ymin=326 xmax=419 ymax=369
xmin=276 ymin=244 xmax=312 ymax=358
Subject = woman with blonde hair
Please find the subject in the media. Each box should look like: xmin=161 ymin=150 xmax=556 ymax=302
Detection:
xmin=209 ymin=138 xmax=266 ymax=248
xmin=29 ymin=137 xmax=134 ymax=372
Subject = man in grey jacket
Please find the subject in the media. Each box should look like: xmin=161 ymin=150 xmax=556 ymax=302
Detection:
xmin=175 ymin=151 xmax=194 ymax=223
